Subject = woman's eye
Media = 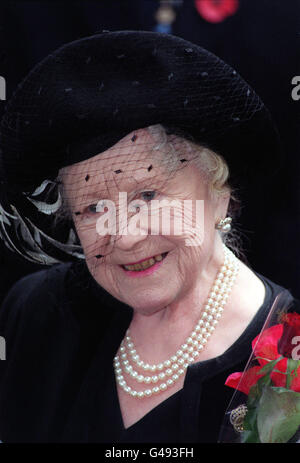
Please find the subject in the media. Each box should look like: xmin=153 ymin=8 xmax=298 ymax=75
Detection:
xmin=87 ymin=204 xmax=98 ymax=213
xmin=140 ymin=190 xmax=157 ymax=201
xmin=86 ymin=200 xmax=108 ymax=214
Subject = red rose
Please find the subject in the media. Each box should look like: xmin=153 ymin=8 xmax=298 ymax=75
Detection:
xmin=225 ymin=366 xmax=265 ymax=395
xmin=225 ymin=314 xmax=300 ymax=395
xmin=194 ymin=0 xmax=239 ymax=24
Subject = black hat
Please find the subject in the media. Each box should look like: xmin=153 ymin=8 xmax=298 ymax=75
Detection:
xmin=0 ymin=30 xmax=282 ymax=264
xmin=0 ymin=30 xmax=281 ymax=191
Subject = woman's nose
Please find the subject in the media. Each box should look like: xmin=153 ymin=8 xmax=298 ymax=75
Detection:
xmin=95 ymin=200 xmax=153 ymax=251
xmin=113 ymin=206 xmax=150 ymax=250
xmin=113 ymin=224 xmax=149 ymax=250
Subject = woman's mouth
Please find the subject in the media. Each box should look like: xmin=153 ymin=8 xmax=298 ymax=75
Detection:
xmin=120 ymin=252 xmax=169 ymax=277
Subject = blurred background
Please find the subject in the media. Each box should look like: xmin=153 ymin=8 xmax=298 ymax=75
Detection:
xmin=0 ymin=0 xmax=299 ymax=302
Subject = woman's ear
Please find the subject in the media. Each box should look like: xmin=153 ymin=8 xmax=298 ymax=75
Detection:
xmin=214 ymin=188 xmax=231 ymax=222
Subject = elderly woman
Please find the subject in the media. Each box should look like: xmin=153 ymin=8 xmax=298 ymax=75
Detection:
xmin=0 ymin=31 xmax=298 ymax=443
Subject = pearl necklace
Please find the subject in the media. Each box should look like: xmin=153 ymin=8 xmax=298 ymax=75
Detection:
xmin=114 ymin=245 xmax=239 ymax=399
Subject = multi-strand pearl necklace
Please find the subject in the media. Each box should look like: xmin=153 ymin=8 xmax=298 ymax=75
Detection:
xmin=114 ymin=245 xmax=239 ymax=399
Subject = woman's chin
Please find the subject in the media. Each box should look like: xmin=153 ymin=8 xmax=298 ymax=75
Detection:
xmin=124 ymin=289 xmax=173 ymax=316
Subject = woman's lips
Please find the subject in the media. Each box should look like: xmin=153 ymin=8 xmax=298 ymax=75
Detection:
xmin=123 ymin=253 xmax=167 ymax=266
xmin=119 ymin=252 xmax=169 ymax=277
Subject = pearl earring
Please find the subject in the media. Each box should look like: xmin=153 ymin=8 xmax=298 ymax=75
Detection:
xmin=215 ymin=217 xmax=232 ymax=233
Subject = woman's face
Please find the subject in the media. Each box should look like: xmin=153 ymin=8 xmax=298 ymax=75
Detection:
xmin=60 ymin=128 xmax=229 ymax=315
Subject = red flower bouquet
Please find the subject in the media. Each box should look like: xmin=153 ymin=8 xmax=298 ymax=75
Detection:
xmin=219 ymin=291 xmax=300 ymax=443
